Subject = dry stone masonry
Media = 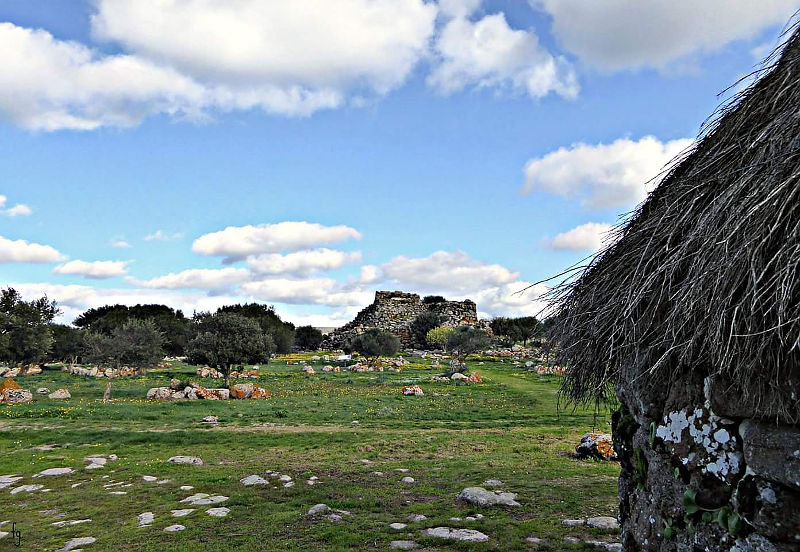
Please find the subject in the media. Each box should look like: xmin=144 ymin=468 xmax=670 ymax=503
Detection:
xmin=324 ymin=291 xmax=478 ymax=349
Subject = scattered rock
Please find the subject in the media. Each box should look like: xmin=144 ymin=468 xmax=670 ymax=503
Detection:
xmin=407 ymin=514 xmax=427 ymax=522
xmin=586 ymin=516 xmax=619 ymax=530
xmin=390 ymin=541 xmax=418 ymax=550
xmin=563 ymin=536 xmax=582 ymax=545
xmin=164 ymin=524 xmax=185 ymax=532
xmin=52 ymin=519 xmax=91 ymax=527
xmin=401 ymin=477 xmax=415 ymax=484
xmin=84 ymin=457 xmax=107 ymax=470
xmin=171 ymin=509 xmax=195 ymax=517
xmin=421 ymin=527 xmax=489 ymax=542
xmin=526 ymin=536 xmax=544 ymax=545
xmin=402 ymin=385 xmax=424 ymax=396
xmin=240 ymin=475 xmax=268 ymax=486
xmin=201 ymin=416 xmax=218 ymax=424
xmin=36 ymin=387 xmax=50 ymax=395
xmin=308 ymin=504 xmax=330 ymax=515
xmin=142 ymin=476 xmax=157 ymax=482
xmin=2 ymin=388 xmax=33 ymax=404
xmin=483 ymin=479 xmax=503 ymax=487
xmin=109 ymin=491 xmax=127 ymax=495
xmin=34 ymin=468 xmax=74 ymax=477
xmin=138 ymin=512 xmax=154 ymax=527
xmin=458 ymin=487 xmax=520 ymax=507
xmin=563 ymin=519 xmax=585 ymax=527
xmin=48 ymin=389 xmax=71 ymax=400
xmin=450 ymin=373 xmax=468 ymax=381
xmin=283 ymin=481 xmax=295 ymax=488
xmin=182 ymin=493 xmax=228 ymax=506
xmin=229 ymin=383 xmax=254 ymax=399
xmin=57 ymin=536 xmax=96 ymax=552
xmin=395 ymin=468 xmax=409 ymax=473
xmin=575 ymin=433 xmax=617 ymax=461
xmin=179 ymin=485 xmax=194 ymax=491
xmin=0 ymin=475 xmax=23 ymax=490
xmin=167 ymin=456 xmax=203 ymax=466
xmin=206 ymin=507 xmax=230 ymax=517
xmin=389 ymin=523 xmax=407 ymax=530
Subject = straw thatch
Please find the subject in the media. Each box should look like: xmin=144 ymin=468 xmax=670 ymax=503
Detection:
xmin=550 ymin=24 xmax=800 ymax=422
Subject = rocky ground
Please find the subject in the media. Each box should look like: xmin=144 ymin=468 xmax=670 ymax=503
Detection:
xmin=0 ymin=353 xmax=620 ymax=551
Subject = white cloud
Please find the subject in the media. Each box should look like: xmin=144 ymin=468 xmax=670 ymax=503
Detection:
xmin=53 ymin=259 xmax=131 ymax=279
xmin=546 ymin=222 xmax=613 ymax=252
xmin=376 ymin=250 xmax=519 ymax=294
xmin=471 ymin=281 xmax=549 ymax=318
xmin=0 ymin=235 xmax=64 ymax=263
xmin=246 ymin=248 xmax=362 ymax=276
xmin=438 ymin=0 xmax=482 ymax=18
xmin=193 ymin=221 xmax=362 ymax=262
xmin=241 ymin=277 xmax=371 ymax=307
xmin=132 ymin=267 xmax=250 ymax=290
xmin=522 ymin=136 xmax=693 ymax=209
xmin=111 ymin=238 xmax=132 ymax=248
xmin=533 ymin=0 xmax=800 ymax=72
xmin=0 ymin=0 xmax=437 ymax=131
xmin=428 ymin=13 xmax=578 ymax=99
xmin=144 ymin=230 xmax=184 ymax=242
xmin=0 ymin=195 xmax=33 ymax=217
xmin=0 ymin=23 xmax=208 ymax=131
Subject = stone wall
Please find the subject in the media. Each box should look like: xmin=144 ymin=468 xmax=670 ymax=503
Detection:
xmin=612 ymin=367 xmax=800 ymax=551
xmin=323 ymin=291 xmax=478 ymax=349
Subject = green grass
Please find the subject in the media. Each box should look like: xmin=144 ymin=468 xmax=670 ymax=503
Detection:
xmin=0 ymin=355 xmax=619 ymax=551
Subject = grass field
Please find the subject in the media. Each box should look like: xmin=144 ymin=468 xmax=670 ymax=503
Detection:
xmin=0 ymin=354 xmax=620 ymax=551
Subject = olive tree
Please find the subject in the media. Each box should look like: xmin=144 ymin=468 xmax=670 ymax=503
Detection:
xmin=187 ymin=312 xmax=274 ymax=384
xmin=445 ymin=326 xmax=490 ymax=373
xmin=350 ymin=329 xmax=400 ymax=367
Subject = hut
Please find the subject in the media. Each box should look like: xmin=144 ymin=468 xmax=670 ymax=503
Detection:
xmin=550 ymin=26 xmax=800 ymax=552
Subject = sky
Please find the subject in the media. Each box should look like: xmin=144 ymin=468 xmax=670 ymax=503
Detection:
xmin=1 ymin=0 xmax=798 ymax=327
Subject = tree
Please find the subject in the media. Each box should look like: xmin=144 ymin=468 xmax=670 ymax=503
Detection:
xmin=350 ymin=329 xmax=399 ymax=367
xmin=410 ymin=311 xmax=443 ymax=348
xmin=0 ymin=288 xmax=59 ymax=366
xmin=187 ymin=312 xmax=274 ymax=384
xmin=489 ymin=316 xmax=542 ymax=346
xmin=48 ymin=324 xmax=86 ymax=364
xmin=426 ymin=325 xmax=454 ymax=349
xmin=446 ymin=326 xmax=490 ymax=371
xmin=74 ymin=304 xmax=190 ymax=356
xmin=295 ymin=325 xmax=323 ymax=351
xmin=217 ymin=303 xmax=295 ymax=353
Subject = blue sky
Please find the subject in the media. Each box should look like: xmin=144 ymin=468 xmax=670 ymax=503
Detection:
xmin=1 ymin=0 xmax=798 ymax=326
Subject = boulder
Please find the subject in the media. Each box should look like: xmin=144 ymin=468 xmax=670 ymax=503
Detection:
xmin=167 ymin=456 xmax=204 ymax=466
xmin=2 ymin=388 xmax=32 ymax=404
xmin=402 ymin=385 xmax=424 ymax=396
xmin=229 ymin=383 xmax=254 ymax=399
xmin=36 ymin=387 xmax=50 ymax=395
xmin=251 ymin=386 xmax=270 ymax=399
xmin=466 ymin=371 xmax=482 ymax=383
xmin=23 ymin=364 xmax=42 ymax=376
xmin=450 ymin=372 xmax=468 ymax=380
xmin=458 ymin=487 xmax=521 ymax=507
xmin=576 ymin=433 xmax=617 ymax=461
xmin=48 ymin=389 xmax=71 ymax=400
xmin=586 ymin=516 xmax=619 ymax=530
xmin=421 ymin=527 xmax=489 ymax=542
xmin=240 ymin=475 xmax=268 ymax=486
xmin=146 ymin=387 xmax=172 ymax=400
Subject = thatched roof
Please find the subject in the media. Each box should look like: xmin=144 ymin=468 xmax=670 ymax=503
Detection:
xmin=551 ymin=25 xmax=800 ymax=422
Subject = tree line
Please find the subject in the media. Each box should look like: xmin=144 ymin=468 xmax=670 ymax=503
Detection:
xmin=0 ymin=288 xmax=323 ymax=372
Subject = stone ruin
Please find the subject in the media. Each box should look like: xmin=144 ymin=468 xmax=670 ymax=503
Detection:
xmin=323 ymin=291 xmax=478 ymax=349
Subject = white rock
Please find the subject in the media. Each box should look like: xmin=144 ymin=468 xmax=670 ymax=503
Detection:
xmin=279 ymin=474 xmax=292 ymax=482
xmin=48 ymin=389 xmax=71 ymax=400
xmin=181 ymin=492 xmax=209 ymax=503
xmin=179 ymin=485 xmax=194 ymax=491
xmin=421 ymin=527 xmax=489 ymax=542
xmin=562 ymin=519 xmax=585 ymax=527
xmin=390 ymin=541 xmax=417 ymax=550
xmin=142 ymin=475 xmax=157 ymax=482
xmin=389 ymin=523 xmax=407 ymax=530
xmin=164 ymin=524 xmax=185 ymax=532
xmin=167 ymin=456 xmax=203 ymax=465
xmin=171 ymin=509 xmax=195 ymax=517
xmin=407 ymin=514 xmax=427 ymax=522
xmin=206 ymin=507 xmax=230 ymax=517
xmin=156 ymin=479 xmax=171 ymax=485
xmin=483 ymin=479 xmax=503 ymax=487
xmin=138 ymin=512 xmax=154 ymax=527
xmin=395 ymin=468 xmax=409 ymax=473
xmin=34 ymin=467 xmax=74 ymax=477
xmin=0 ymin=476 xmax=23 ymax=490
xmin=586 ymin=516 xmax=619 ymax=530
xmin=458 ymin=487 xmax=520 ymax=507
xmin=51 ymin=519 xmax=92 ymax=527
xmin=308 ymin=504 xmax=330 ymax=515
xmin=57 ymin=536 xmax=96 ymax=552
xmin=283 ymin=481 xmax=295 ymax=488
xmin=10 ymin=484 xmax=44 ymax=494
xmin=109 ymin=491 xmax=127 ymax=495
xmin=401 ymin=477 xmax=415 ymax=484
